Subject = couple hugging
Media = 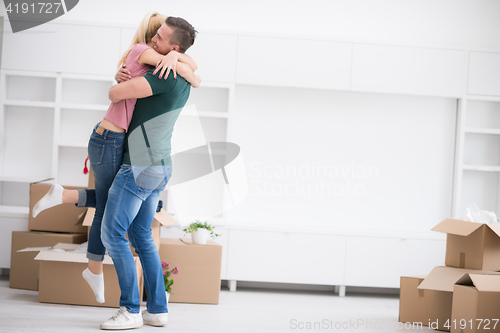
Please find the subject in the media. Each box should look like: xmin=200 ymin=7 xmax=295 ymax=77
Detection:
xmin=32 ymin=12 xmax=199 ymax=330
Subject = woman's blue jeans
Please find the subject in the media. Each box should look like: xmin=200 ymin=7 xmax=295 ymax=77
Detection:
xmin=77 ymin=123 xmax=125 ymax=262
xmin=101 ymin=164 xmax=172 ymax=314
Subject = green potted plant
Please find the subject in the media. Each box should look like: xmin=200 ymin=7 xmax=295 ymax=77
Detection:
xmin=183 ymin=220 xmax=220 ymax=245
xmin=162 ymin=261 xmax=178 ymax=302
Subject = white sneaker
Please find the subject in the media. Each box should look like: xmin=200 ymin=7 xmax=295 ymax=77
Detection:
xmin=142 ymin=310 xmax=168 ymax=326
xmin=100 ymin=307 xmax=143 ymax=330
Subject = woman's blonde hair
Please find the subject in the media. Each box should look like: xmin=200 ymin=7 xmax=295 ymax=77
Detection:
xmin=117 ymin=11 xmax=167 ymax=69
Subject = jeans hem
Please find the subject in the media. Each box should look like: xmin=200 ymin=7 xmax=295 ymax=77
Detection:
xmin=86 ymin=251 xmax=105 ymax=262
xmin=76 ymin=189 xmax=87 ymax=207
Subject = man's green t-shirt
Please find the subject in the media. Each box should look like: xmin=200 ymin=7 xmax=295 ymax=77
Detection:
xmin=122 ymin=69 xmax=191 ymax=166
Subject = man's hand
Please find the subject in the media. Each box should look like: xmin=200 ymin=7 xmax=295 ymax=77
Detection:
xmin=109 ymin=77 xmax=152 ymax=103
xmin=115 ymin=64 xmax=132 ymax=83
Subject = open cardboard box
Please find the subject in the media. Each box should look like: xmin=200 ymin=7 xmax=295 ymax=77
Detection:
xmin=29 ymin=182 xmax=88 ymax=234
xmin=432 ymin=218 xmax=500 ymax=271
xmin=451 ymin=274 xmax=500 ymax=333
xmin=82 ymin=208 xmax=178 ymax=254
xmin=9 ymin=231 xmax=87 ymax=290
xmin=400 ymin=266 xmax=500 ymax=332
xmin=159 ymin=238 xmax=222 ymax=304
xmin=19 ymin=243 xmax=143 ymax=308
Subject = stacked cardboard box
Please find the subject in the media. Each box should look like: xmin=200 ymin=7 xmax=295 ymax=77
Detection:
xmin=159 ymin=238 xmax=223 ymax=304
xmin=10 ymin=181 xmax=89 ymax=291
xmin=9 ymin=171 xmax=147 ymax=308
xmin=399 ymin=219 xmax=500 ymax=332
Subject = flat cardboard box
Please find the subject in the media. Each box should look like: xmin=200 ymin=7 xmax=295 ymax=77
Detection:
xmin=159 ymin=238 xmax=222 ymax=304
xmin=411 ymin=266 xmax=500 ymax=332
xmin=432 ymin=218 xmax=500 ymax=270
xmin=83 ymin=207 xmax=178 ymax=255
xmin=451 ymin=274 xmax=500 ymax=333
xmin=9 ymin=231 xmax=87 ymax=290
xmin=33 ymin=243 xmax=143 ymax=308
xmin=29 ymin=183 xmax=88 ymax=233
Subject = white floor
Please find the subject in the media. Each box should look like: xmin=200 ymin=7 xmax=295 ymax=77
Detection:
xmin=0 ymin=276 xmax=435 ymax=332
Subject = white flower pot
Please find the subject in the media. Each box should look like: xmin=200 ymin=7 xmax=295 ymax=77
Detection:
xmin=166 ymin=292 xmax=170 ymax=304
xmin=191 ymin=228 xmax=209 ymax=245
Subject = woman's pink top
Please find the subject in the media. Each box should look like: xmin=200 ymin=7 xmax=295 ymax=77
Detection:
xmin=104 ymin=43 xmax=154 ymax=132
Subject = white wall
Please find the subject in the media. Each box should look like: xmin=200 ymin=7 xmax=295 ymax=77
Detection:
xmin=228 ymin=86 xmax=456 ymax=232
xmin=2 ymin=0 xmax=499 ymax=51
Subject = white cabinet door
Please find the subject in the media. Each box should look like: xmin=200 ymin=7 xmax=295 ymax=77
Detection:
xmin=187 ymin=33 xmax=238 ymax=83
xmin=0 ymin=216 xmax=29 ymax=268
xmin=227 ymin=229 xmax=346 ymax=285
xmin=344 ymin=236 xmax=445 ymax=288
xmin=468 ymin=52 xmax=500 ymax=96
xmin=351 ymin=44 xmax=465 ymax=97
xmin=236 ymin=36 xmax=352 ymax=90
xmin=3 ymin=22 xmax=121 ymax=75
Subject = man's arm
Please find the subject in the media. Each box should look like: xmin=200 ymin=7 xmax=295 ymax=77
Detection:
xmin=108 ymin=77 xmax=152 ymax=103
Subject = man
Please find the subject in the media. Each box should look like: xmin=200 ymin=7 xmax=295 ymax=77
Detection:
xmin=99 ymin=16 xmax=197 ymax=330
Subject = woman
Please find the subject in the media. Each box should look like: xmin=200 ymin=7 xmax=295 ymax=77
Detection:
xmin=32 ymin=11 xmax=200 ymax=304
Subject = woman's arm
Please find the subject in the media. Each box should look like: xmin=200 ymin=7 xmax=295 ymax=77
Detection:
xmin=176 ymin=62 xmax=201 ymax=88
xmin=139 ymin=49 xmax=197 ymax=79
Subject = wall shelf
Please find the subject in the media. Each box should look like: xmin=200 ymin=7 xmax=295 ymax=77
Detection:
xmin=465 ymin=127 xmax=500 ymax=135
xmin=3 ymin=100 xmax=56 ymax=108
xmin=463 ymin=165 xmax=500 ymax=172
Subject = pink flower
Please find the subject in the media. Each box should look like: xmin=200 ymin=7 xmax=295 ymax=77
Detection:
xmin=161 ymin=262 xmax=167 ymax=269
xmin=173 ymin=267 xmax=178 ymax=274
xmin=163 ymin=271 xmax=167 ymax=275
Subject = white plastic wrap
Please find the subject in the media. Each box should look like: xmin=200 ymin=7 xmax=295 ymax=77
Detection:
xmin=460 ymin=203 xmax=498 ymax=224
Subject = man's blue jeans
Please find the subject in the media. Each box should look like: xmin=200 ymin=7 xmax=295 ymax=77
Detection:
xmin=101 ymin=163 xmax=172 ymax=314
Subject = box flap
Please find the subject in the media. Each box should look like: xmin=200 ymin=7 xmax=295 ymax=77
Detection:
xmin=17 ymin=246 xmax=52 ymax=253
xmin=35 ymin=248 xmax=114 ymax=265
xmin=53 ymin=243 xmax=80 ymax=251
xmin=486 ymin=223 xmax=500 ymax=238
xmin=82 ymin=208 xmax=96 ymax=227
xmin=431 ymin=218 xmax=483 ymax=236
xmin=154 ymin=209 xmax=179 ymax=227
xmin=418 ymin=266 xmax=481 ymax=292
xmin=469 ymin=274 xmax=500 ymax=292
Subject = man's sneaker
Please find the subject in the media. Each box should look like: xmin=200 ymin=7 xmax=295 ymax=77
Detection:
xmin=100 ymin=307 xmax=143 ymax=330
xmin=142 ymin=310 xmax=168 ymax=326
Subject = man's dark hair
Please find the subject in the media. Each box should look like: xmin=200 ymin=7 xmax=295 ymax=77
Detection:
xmin=165 ymin=16 xmax=197 ymax=53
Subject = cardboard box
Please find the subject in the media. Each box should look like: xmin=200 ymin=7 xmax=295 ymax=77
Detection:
xmin=399 ymin=275 xmax=431 ymax=327
xmin=83 ymin=207 xmax=178 ymax=255
xmin=432 ymin=218 xmax=500 ymax=270
xmin=88 ymin=166 xmax=94 ymax=189
xmin=9 ymin=231 xmax=87 ymax=290
xmin=32 ymin=243 xmax=143 ymax=308
xmin=400 ymin=266 xmax=500 ymax=332
xmin=29 ymin=183 xmax=88 ymax=233
xmin=451 ymin=274 xmax=500 ymax=333
xmin=159 ymin=238 xmax=222 ymax=304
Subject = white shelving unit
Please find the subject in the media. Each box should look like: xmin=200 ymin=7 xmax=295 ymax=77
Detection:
xmin=454 ymin=96 xmax=500 ymax=216
xmin=0 ymin=68 xmax=233 ymax=217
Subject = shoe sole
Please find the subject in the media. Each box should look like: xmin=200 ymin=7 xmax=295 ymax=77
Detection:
xmin=100 ymin=322 xmax=143 ymax=330
xmin=143 ymin=320 xmax=168 ymax=327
